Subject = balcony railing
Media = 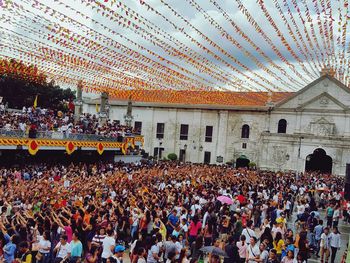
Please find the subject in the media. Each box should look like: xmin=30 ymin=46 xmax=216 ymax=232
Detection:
xmin=0 ymin=128 xmax=136 ymax=142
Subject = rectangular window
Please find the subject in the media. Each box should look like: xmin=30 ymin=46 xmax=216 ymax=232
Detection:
xmin=242 ymin=142 xmax=247 ymax=149
xmin=156 ymin=123 xmax=165 ymax=139
xmin=205 ymin=126 xmax=213 ymax=142
xmin=180 ymin=124 xmax=189 ymax=140
xmin=134 ymin=121 xmax=142 ymax=135
xmin=154 ymin=147 xmax=164 ymax=159
xmin=153 ymin=147 xmax=159 ymax=157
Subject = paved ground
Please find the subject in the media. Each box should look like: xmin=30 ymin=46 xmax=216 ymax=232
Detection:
xmin=122 ymin=208 xmax=350 ymax=262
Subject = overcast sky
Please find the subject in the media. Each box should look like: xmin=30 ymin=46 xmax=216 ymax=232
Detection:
xmin=0 ymin=0 xmax=349 ymax=92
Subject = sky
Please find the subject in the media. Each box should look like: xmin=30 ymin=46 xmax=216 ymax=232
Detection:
xmin=0 ymin=0 xmax=349 ymax=93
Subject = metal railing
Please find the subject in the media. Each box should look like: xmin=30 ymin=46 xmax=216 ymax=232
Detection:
xmin=0 ymin=128 xmax=136 ymax=142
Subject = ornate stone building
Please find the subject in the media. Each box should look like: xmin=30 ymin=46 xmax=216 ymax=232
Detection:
xmin=83 ymin=75 xmax=350 ymax=175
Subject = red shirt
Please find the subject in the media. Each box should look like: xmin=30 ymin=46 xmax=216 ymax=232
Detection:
xmin=54 ymin=175 xmax=60 ymax=181
xmin=68 ymin=101 xmax=75 ymax=111
xmin=237 ymin=195 xmax=246 ymax=204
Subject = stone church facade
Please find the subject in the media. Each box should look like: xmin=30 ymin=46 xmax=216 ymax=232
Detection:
xmin=83 ymin=75 xmax=350 ymax=176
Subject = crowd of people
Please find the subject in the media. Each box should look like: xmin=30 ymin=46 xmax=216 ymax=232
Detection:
xmin=0 ymin=161 xmax=347 ymax=263
xmin=0 ymin=105 xmax=135 ymax=139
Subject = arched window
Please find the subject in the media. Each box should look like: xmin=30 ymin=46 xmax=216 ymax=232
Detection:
xmin=241 ymin=124 xmax=250 ymax=138
xmin=278 ymin=119 xmax=287 ymax=133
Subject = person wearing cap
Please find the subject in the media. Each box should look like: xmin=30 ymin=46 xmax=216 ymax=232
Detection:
xmin=112 ymin=245 xmax=125 ymax=263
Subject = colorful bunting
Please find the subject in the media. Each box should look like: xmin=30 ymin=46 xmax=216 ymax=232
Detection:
xmin=0 ymin=0 xmax=349 ymax=93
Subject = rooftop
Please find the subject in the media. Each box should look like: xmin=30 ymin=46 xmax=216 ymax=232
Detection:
xmin=104 ymin=90 xmax=293 ymax=107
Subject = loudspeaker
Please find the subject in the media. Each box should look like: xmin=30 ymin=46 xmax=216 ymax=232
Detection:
xmin=344 ymin=164 xmax=350 ymax=201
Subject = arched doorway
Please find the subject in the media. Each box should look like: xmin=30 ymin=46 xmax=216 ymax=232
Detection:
xmin=236 ymin=155 xmax=250 ymax=168
xmin=305 ymin=148 xmax=332 ymax=174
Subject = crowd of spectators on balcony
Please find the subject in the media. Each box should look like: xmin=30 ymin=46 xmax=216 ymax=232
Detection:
xmin=0 ymin=104 xmax=135 ymax=140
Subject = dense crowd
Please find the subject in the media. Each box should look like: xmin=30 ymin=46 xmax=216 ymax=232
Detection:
xmin=0 ymin=105 xmax=134 ymax=139
xmin=0 ymin=162 xmax=347 ymax=263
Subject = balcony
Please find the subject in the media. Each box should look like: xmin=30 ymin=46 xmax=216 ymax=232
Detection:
xmin=0 ymin=128 xmax=144 ymax=155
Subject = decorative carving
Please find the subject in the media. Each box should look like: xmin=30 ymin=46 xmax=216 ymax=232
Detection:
xmin=272 ymin=146 xmax=287 ymax=165
xmin=319 ymin=97 xmax=329 ymax=107
xmin=310 ymin=117 xmax=335 ymax=136
xmin=318 ymin=124 xmax=332 ymax=136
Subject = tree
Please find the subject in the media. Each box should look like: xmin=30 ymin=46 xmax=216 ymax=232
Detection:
xmin=167 ymin=153 xmax=177 ymax=161
xmin=0 ymin=59 xmax=75 ymax=109
xmin=248 ymin=162 xmax=256 ymax=169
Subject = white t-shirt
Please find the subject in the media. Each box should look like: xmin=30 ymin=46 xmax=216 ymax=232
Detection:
xmin=241 ymin=228 xmax=257 ymax=244
xmin=236 ymin=241 xmax=247 ymax=258
xmin=55 ymin=242 xmax=71 ymax=258
xmin=175 ymin=241 xmax=182 ymax=259
xmin=247 ymin=244 xmax=260 ymax=263
xmin=297 ymin=204 xmax=305 ymax=214
xmin=147 ymin=244 xmax=160 ymax=263
xmin=320 ymin=233 xmax=331 ymax=249
xmin=101 ymin=236 xmax=115 ymax=259
xmin=180 ymin=223 xmax=188 ymax=233
xmin=285 ymin=200 xmax=291 ymax=210
xmin=38 ymin=237 xmax=51 ymax=254
xmin=259 ymin=250 xmax=269 ymax=262
xmin=190 ymin=204 xmax=201 ymax=217
xmin=333 ymin=209 xmax=340 ymax=221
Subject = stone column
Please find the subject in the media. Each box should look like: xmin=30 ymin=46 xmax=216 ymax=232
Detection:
xmin=99 ymin=92 xmax=109 ymax=124
xmin=74 ymin=81 xmax=83 ymax=122
xmin=192 ymin=110 xmax=202 ymax=163
xmin=344 ymin=112 xmax=350 ymax=137
xmin=294 ymin=112 xmax=302 ymax=133
xmin=264 ymin=110 xmax=271 ymax=132
xmin=216 ymin=110 xmax=228 ymax=163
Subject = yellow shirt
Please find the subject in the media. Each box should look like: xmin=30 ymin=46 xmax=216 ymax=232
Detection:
xmin=21 ymin=253 xmax=32 ymax=263
xmin=273 ymin=239 xmax=285 ymax=254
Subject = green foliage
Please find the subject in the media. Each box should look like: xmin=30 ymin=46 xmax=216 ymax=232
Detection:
xmin=0 ymin=75 xmax=76 ymax=110
xmin=248 ymin=162 xmax=256 ymax=168
xmin=167 ymin=153 xmax=177 ymax=161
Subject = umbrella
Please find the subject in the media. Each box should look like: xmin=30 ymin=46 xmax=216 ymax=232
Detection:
xmin=217 ymin=195 xmax=233 ymax=205
xmin=200 ymin=246 xmax=228 ymax=258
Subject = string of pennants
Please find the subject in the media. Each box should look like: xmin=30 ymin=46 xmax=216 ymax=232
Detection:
xmin=1 ymin=0 xmax=350 ymax=97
